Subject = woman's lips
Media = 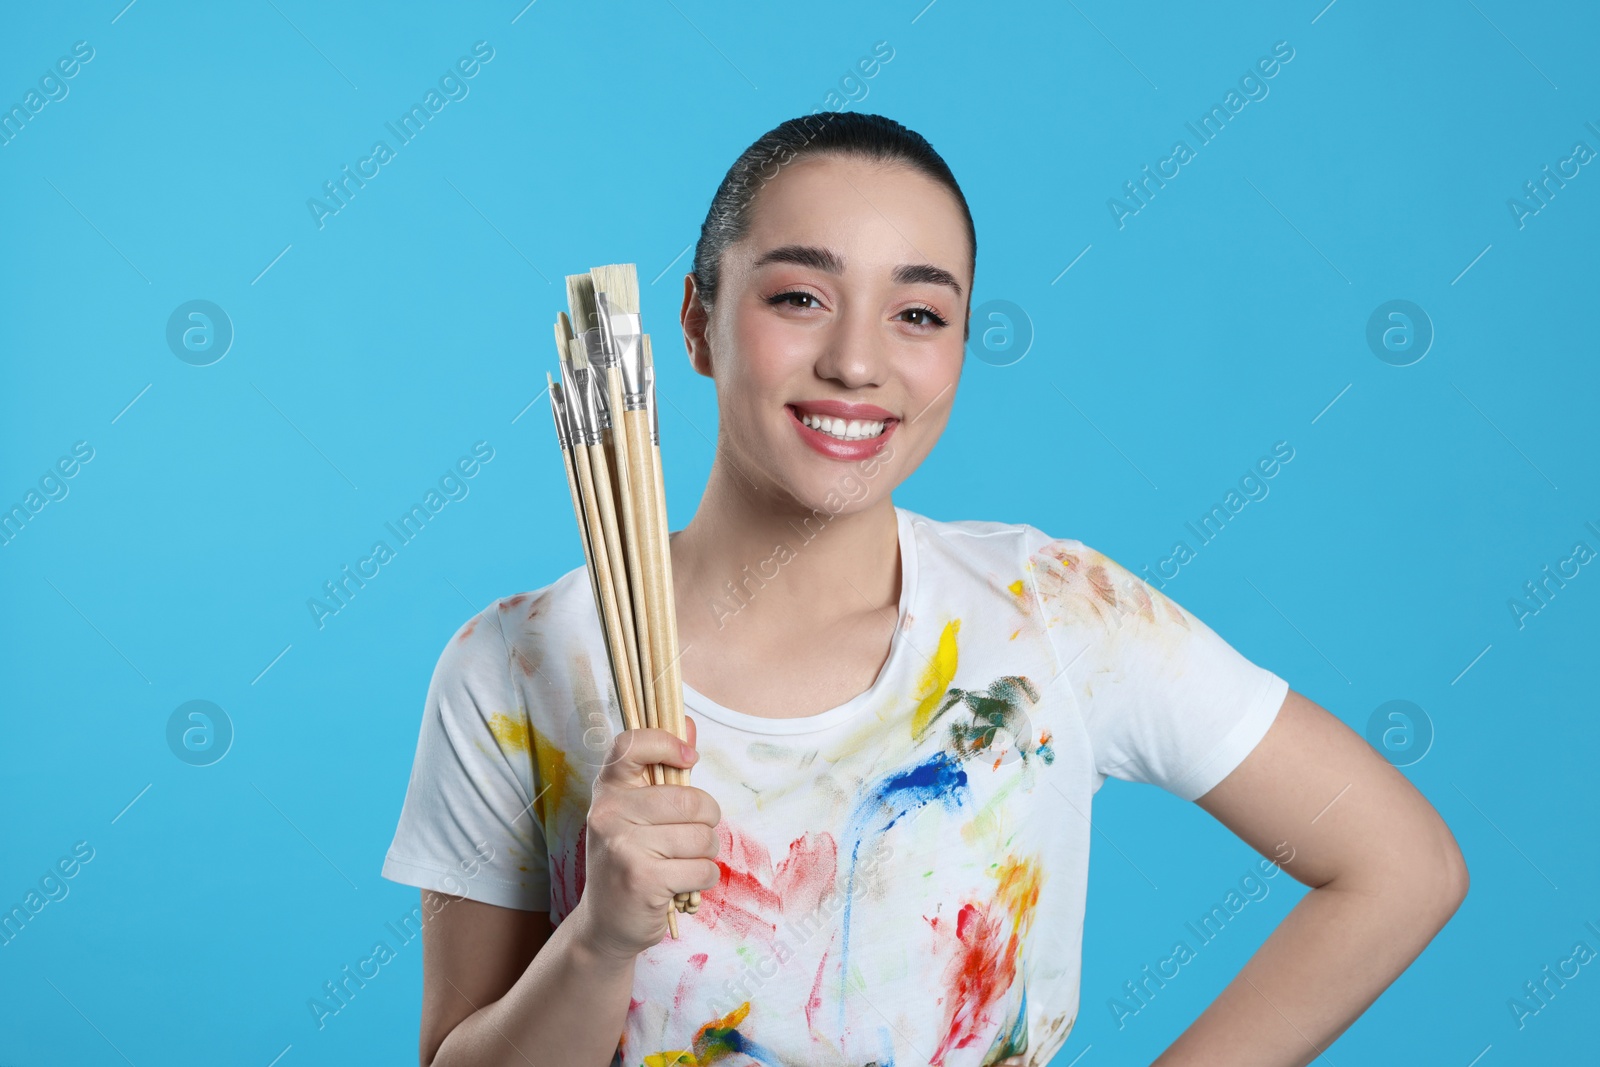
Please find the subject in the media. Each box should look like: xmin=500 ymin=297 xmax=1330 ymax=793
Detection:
xmin=786 ymin=404 xmax=898 ymax=461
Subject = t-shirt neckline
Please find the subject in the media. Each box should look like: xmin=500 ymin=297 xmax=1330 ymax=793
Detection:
xmin=680 ymin=506 xmax=920 ymax=736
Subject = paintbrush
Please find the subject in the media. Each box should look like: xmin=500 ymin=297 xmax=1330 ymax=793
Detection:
xmin=556 ymin=278 xmax=682 ymax=938
xmin=554 ymin=316 xmax=643 ymax=741
xmin=570 ymin=273 xmax=663 ymax=786
xmin=591 ymin=264 xmax=698 ymax=915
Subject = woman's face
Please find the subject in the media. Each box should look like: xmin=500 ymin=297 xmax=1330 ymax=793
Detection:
xmin=681 ymin=153 xmax=971 ymax=516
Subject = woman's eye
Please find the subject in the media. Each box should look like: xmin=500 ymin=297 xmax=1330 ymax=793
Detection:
xmin=769 ymin=290 xmax=821 ymax=310
xmin=898 ymin=306 xmax=949 ymax=329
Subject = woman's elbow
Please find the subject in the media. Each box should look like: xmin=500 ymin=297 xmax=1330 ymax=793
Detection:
xmin=1439 ymin=829 xmax=1470 ymax=913
xmin=1420 ymin=818 xmax=1470 ymax=925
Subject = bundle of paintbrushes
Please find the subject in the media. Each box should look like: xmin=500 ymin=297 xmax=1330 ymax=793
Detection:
xmin=546 ymin=263 xmax=696 ymax=939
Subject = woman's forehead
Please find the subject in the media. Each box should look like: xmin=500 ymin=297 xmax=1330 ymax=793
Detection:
xmin=736 ymin=156 xmax=971 ymax=282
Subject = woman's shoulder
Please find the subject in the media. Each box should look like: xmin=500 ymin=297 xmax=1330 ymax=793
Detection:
xmin=901 ymin=506 xmax=1152 ymax=611
xmin=431 ymin=562 xmax=599 ymax=682
xmin=900 ymin=506 xmax=1092 ymax=561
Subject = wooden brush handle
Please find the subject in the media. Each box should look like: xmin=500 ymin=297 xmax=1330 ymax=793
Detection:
xmin=579 ymin=441 xmax=652 ymax=783
xmin=606 ymin=369 xmax=661 ymax=776
xmin=624 ymin=410 xmax=678 ymax=772
xmin=559 ymin=444 xmax=630 ymax=725
xmin=653 ymin=436 xmax=699 ymax=913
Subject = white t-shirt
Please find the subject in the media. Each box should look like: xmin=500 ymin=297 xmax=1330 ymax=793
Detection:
xmin=383 ymin=506 xmax=1289 ymax=1066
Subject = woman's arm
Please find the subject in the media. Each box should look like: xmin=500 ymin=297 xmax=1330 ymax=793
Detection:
xmin=418 ymin=724 xmax=721 ymax=1067
xmin=420 ymin=893 xmax=633 ymax=1066
xmin=1154 ymin=688 xmax=1469 ymax=1067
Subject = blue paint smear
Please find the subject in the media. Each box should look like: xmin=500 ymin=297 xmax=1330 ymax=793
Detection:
xmin=985 ymin=972 xmax=1029 ymax=1061
xmin=722 ymin=1031 xmax=780 ymax=1064
xmin=837 ymin=751 xmax=971 ymax=1029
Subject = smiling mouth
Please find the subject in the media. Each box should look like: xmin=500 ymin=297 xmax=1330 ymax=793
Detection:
xmin=791 ymin=409 xmax=891 ymax=441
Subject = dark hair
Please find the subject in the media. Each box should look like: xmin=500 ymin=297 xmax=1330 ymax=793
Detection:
xmin=691 ymin=112 xmax=976 ymax=335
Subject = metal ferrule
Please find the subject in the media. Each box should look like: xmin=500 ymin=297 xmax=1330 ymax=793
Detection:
xmin=588 ymin=363 xmax=612 ymax=433
xmin=597 ymin=292 xmax=647 ymax=402
xmin=560 ymin=360 xmax=598 ymax=446
xmin=580 ymin=325 xmax=608 ymax=369
xmin=645 ymin=370 xmax=659 ymax=444
xmin=574 ymin=367 xmax=604 ymax=445
xmin=549 ymin=382 xmax=572 ymax=450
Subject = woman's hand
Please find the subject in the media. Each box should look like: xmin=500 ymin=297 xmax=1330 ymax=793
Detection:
xmin=571 ymin=715 xmax=721 ymax=961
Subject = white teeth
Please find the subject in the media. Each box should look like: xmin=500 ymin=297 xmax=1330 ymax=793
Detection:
xmin=798 ymin=410 xmax=886 ymax=441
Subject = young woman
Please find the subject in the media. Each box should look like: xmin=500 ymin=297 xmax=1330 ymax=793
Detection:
xmin=383 ymin=113 xmax=1468 ymax=1067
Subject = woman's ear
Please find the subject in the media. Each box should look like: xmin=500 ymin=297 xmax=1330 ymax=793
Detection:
xmin=680 ymin=274 xmax=714 ymax=379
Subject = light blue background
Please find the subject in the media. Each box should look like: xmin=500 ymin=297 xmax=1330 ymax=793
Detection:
xmin=2 ymin=1 xmax=1596 ymax=1064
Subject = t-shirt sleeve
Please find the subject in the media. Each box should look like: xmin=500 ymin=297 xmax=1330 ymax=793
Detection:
xmin=1028 ymin=534 xmax=1290 ymax=802
xmin=382 ymin=606 xmax=552 ymax=910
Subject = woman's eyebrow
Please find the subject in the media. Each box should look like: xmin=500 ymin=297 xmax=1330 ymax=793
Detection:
xmin=893 ymin=262 xmax=963 ymax=298
xmin=752 ymin=244 xmax=964 ymax=298
xmin=752 ymin=244 xmax=845 ymax=274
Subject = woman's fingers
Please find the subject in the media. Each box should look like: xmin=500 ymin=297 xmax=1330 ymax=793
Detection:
xmin=658 ymin=857 xmax=721 ymax=897
xmin=646 ymin=819 xmax=721 ymax=861
xmin=579 ymin=723 xmax=718 ymax=957
xmin=625 ymin=785 xmax=721 ymax=831
xmin=596 ymin=727 xmax=698 ymax=787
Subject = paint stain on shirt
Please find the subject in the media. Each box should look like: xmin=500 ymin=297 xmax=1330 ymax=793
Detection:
xmin=488 ymin=712 xmax=530 ymax=754
xmin=911 ymin=619 xmax=962 ymax=738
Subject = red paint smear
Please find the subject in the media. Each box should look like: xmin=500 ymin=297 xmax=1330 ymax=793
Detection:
xmin=511 ymin=644 xmax=543 ymax=678
xmin=500 ymin=594 xmax=529 ymax=612
xmin=550 ymin=819 xmax=588 ymax=923
xmin=930 ymin=902 xmax=1018 ymax=1065
xmin=805 ymin=949 xmax=830 ymax=1030
xmin=457 ymin=618 xmax=478 ymax=642
xmin=573 ymin=826 xmax=587 ymax=909
xmin=773 ymin=831 xmax=837 ymax=921
xmin=672 ymin=952 xmax=710 ymax=1012
xmin=695 ymin=825 xmax=838 ymax=941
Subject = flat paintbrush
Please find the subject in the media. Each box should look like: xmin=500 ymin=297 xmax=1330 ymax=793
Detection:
xmin=555 ymin=319 xmax=642 ymax=739
xmin=593 ymin=265 xmax=679 ymax=772
xmin=547 ymin=375 xmax=633 ymax=727
xmin=569 ymin=274 xmax=662 ymax=787
xmin=557 ymin=302 xmax=680 ymax=940
xmin=568 ymin=334 xmax=662 ymax=790
xmin=594 ymin=265 xmax=697 ymax=914
xmin=643 ymin=335 xmax=698 ymax=915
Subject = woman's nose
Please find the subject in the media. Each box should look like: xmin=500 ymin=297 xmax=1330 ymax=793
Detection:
xmin=813 ymin=309 xmax=888 ymax=389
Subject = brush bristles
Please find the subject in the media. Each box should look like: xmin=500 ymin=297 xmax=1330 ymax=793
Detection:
xmin=590 ymin=263 xmax=639 ymax=317
xmin=566 ymin=274 xmax=599 ymax=334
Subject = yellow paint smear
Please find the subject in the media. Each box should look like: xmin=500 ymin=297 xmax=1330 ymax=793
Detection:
xmin=487 ymin=712 xmax=530 ymax=753
xmin=644 ymin=1002 xmax=752 ymax=1067
xmin=910 ymin=618 xmax=960 ymax=738
xmin=530 ymin=724 xmax=571 ymax=825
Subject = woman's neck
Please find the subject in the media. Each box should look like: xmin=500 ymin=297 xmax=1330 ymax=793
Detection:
xmin=671 ymin=457 xmax=902 ymax=638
